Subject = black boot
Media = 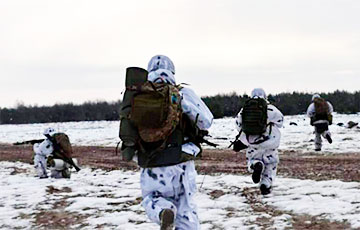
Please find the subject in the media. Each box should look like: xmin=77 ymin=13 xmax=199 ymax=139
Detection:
xmin=251 ymin=162 xmax=263 ymax=183
xmin=160 ymin=209 xmax=174 ymax=230
xmin=260 ymin=184 xmax=272 ymax=195
xmin=325 ymin=134 xmax=332 ymax=144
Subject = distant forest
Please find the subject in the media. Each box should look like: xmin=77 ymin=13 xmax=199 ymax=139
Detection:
xmin=0 ymin=90 xmax=359 ymax=124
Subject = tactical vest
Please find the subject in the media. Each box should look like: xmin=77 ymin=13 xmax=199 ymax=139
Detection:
xmin=241 ymin=98 xmax=268 ymax=135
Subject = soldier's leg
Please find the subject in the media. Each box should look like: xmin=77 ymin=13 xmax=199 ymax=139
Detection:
xmin=140 ymin=167 xmax=178 ymax=225
xmin=173 ymin=161 xmax=200 ymax=230
xmin=314 ymin=130 xmax=322 ymax=151
xmin=141 ymin=161 xmax=200 ymax=229
xmin=246 ymin=147 xmax=265 ymax=183
xmin=34 ymin=154 xmax=48 ymax=178
xmin=322 ymin=130 xmax=332 ymax=144
xmin=260 ymin=149 xmax=279 ymax=195
xmin=50 ymin=169 xmax=63 ymax=178
xmin=246 ymin=147 xmax=264 ymax=173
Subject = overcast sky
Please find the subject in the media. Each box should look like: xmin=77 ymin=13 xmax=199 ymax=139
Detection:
xmin=1 ymin=0 xmax=359 ymax=108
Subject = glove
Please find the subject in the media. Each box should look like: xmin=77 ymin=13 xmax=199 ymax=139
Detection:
xmin=233 ymin=140 xmax=248 ymax=152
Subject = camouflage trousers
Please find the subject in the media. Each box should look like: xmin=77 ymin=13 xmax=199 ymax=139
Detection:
xmin=34 ymin=154 xmax=47 ymax=178
xmin=140 ymin=161 xmax=200 ymax=230
xmin=246 ymin=147 xmax=279 ymax=188
xmin=314 ymin=122 xmax=331 ymax=150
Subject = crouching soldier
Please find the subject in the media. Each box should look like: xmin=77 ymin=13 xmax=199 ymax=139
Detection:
xmin=33 ymin=127 xmax=80 ymax=178
xmin=119 ymin=55 xmax=214 ymax=229
xmin=232 ymin=88 xmax=283 ymax=195
xmin=306 ymin=94 xmax=333 ymax=151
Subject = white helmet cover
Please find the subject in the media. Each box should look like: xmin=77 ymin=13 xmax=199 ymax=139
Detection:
xmin=312 ymin=94 xmax=321 ymax=101
xmin=147 ymin=55 xmax=175 ymax=74
xmin=43 ymin=127 xmax=56 ymax=136
xmin=251 ymin=88 xmax=267 ymax=99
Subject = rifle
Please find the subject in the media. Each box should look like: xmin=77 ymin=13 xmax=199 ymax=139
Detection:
xmin=229 ymin=130 xmax=248 ymax=152
xmin=183 ymin=115 xmax=218 ymax=148
xmin=13 ymin=139 xmax=45 ymax=145
xmin=47 ymin=135 xmax=81 ymax=172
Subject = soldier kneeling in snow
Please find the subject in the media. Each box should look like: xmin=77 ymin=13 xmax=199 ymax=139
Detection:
xmin=232 ymin=88 xmax=284 ymax=195
xmin=306 ymin=94 xmax=333 ymax=151
xmin=33 ymin=127 xmax=79 ymax=179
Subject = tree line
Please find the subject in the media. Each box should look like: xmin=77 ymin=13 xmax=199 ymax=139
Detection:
xmin=0 ymin=101 xmax=121 ymax=124
xmin=0 ymin=90 xmax=359 ymax=124
xmin=203 ymin=90 xmax=360 ymax=118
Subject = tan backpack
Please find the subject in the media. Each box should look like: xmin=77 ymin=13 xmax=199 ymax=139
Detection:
xmin=52 ymin=133 xmax=73 ymax=158
xmin=128 ymin=81 xmax=182 ymax=142
xmin=313 ymin=97 xmax=332 ymax=124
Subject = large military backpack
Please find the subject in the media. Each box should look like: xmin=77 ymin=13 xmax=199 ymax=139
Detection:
xmin=313 ymin=97 xmax=332 ymax=124
xmin=49 ymin=133 xmax=80 ymax=171
xmin=52 ymin=133 xmax=73 ymax=158
xmin=119 ymin=67 xmax=185 ymax=167
xmin=128 ymin=82 xmax=182 ymax=142
xmin=119 ymin=67 xmax=182 ymax=143
xmin=241 ymin=98 xmax=268 ymax=135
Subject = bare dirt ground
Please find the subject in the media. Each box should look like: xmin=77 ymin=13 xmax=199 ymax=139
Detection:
xmin=1 ymin=144 xmax=360 ymax=182
xmin=1 ymin=144 xmax=359 ymax=229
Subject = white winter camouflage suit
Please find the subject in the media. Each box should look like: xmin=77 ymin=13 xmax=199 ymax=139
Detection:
xmin=33 ymin=139 xmax=53 ymax=178
xmin=140 ymin=62 xmax=213 ymax=229
xmin=235 ymin=89 xmax=284 ymax=189
xmin=306 ymin=99 xmax=333 ymax=150
xmin=33 ymin=137 xmax=71 ymax=179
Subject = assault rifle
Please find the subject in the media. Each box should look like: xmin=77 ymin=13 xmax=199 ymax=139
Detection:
xmin=13 ymin=139 xmax=45 ymax=145
xmin=183 ymin=115 xmax=218 ymax=148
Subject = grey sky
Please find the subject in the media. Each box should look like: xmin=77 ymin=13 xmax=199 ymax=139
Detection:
xmin=1 ymin=0 xmax=359 ymax=108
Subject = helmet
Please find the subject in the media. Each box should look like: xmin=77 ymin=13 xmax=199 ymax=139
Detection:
xmin=312 ymin=94 xmax=321 ymax=101
xmin=147 ymin=55 xmax=175 ymax=74
xmin=43 ymin=127 xmax=56 ymax=136
xmin=251 ymin=88 xmax=267 ymax=99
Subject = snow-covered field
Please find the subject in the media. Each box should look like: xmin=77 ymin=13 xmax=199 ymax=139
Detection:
xmin=1 ymin=161 xmax=359 ymax=229
xmin=1 ymin=114 xmax=359 ymax=153
xmin=1 ymin=114 xmax=360 ymax=229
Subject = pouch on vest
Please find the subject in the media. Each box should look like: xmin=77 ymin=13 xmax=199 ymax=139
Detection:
xmin=241 ymin=98 xmax=268 ymax=135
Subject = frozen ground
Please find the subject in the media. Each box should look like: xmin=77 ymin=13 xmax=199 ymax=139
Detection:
xmin=1 ymin=114 xmax=359 ymax=228
xmin=0 ymin=114 xmax=359 ymax=153
xmin=1 ymin=161 xmax=359 ymax=229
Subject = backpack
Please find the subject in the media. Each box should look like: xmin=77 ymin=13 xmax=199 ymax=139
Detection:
xmin=52 ymin=133 xmax=73 ymax=158
xmin=47 ymin=132 xmax=80 ymax=171
xmin=241 ymin=98 xmax=268 ymax=135
xmin=313 ymin=97 xmax=332 ymax=124
xmin=129 ymin=81 xmax=182 ymax=142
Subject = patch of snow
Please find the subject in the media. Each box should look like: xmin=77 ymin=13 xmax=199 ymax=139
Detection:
xmin=1 ymin=161 xmax=359 ymax=229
